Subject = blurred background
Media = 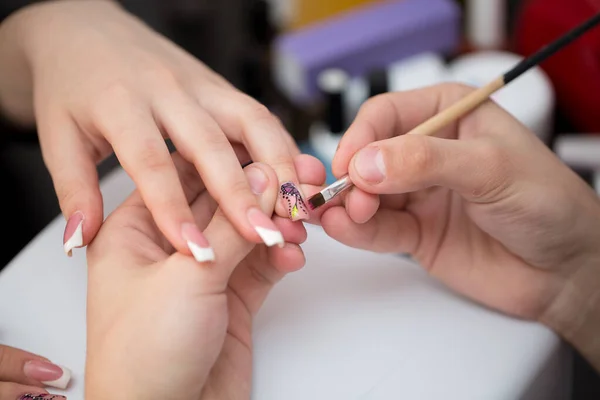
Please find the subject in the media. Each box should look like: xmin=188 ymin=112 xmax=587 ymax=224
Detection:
xmin=0 ymin=0 xmax=599 ymax=397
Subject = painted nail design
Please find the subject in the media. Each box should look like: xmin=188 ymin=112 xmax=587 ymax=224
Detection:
xmin=280 ymin=182 xmax=309 ymax=221
xmin=19 ymin=394 xmax=67 ymax=399
xmin=181 ymin=223 xmax=215 ymax=263
xmin=63 ymin=212 xmax=84 ymax=257
xmin=24 ymin=360 xmax=71 ymax=389
xmin=247 ymin=208 xmax=284 ymax=247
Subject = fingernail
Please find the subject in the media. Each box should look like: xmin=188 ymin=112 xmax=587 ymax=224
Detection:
xmin=19 ymin=394 xmax=67 ymax=399
xmin=279 ymin=182 xmax=309 ymax=221
xmin=24 ymin=360 xmax=71 ymax=390
xmin=354 ymin=146 xmax=386 ymax=183
xmin=181 ymin=223 xmax=215 ymax=263
xmin=247 ymin=207 xmax=284 ymax=247
xmin=245 ymin=166 xmax=269 ymax=195
xmin=63 ymin=211 xmax=84 ymax=257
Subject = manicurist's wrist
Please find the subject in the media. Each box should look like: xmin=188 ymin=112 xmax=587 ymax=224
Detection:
xmin=540 ymin=252 xmax=600 ymax=371
xmin=7 ymin=1 xmax=124 ymax=67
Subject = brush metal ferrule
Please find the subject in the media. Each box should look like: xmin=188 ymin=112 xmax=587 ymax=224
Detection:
xmin=320 ymin=175 xmax=353 ymax=202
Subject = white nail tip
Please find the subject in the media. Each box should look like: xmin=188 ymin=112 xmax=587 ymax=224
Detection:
xmin=63 ymin=220 xmax=83 ymax=256
xmin=254 ymin=226 xmax=285 ymax=247
xmin=41 ymin=365 xmax=72 ymax=389
xmin=187 ymin=241 xmax=215 ymax=263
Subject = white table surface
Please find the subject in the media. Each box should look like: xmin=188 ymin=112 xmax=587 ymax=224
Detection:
xmin=0 ymin=167 xmax=572 ymax=400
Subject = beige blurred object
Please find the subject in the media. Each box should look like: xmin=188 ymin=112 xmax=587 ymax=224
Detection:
xmin=291 ymin=0 xmax=380 ymax=29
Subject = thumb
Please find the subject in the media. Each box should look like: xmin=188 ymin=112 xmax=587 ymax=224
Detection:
xmin=37 ymin=113 xmax=104 ymax=257
xmin=348 ymin=134 xmax=511 ymax=202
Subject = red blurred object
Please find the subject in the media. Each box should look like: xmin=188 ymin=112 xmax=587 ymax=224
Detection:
xmin=514 ymin=0 xmax=600 ymax=134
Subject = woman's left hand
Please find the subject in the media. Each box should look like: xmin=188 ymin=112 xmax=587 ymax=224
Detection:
xmin=0 ymin=0 xmax=308 ymax=260
xmin=84 ymin=153 xmax=325 ymax=400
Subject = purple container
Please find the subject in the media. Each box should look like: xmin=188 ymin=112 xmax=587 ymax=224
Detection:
xmin=273 ymin=0 xmax=461 ymax=105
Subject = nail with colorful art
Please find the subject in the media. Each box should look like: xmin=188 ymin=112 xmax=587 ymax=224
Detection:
xmin=19 ymin=394 xmax=67 ymax=400
xmin=280 ymin=182 xmax=309 ymax=221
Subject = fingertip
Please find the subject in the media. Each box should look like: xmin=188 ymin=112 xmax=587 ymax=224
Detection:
xmin=242 ymin=162 xmax=285 ymax=247
xmin=320 ymin=206 xmax=352 ymax=237
xmin=272 ymin=215 xmax=307 ymax=244
xmin=294 ymin=154 xmax=327 ymax=186
xmin=62 ymin=189 xmax=104 ymax=256
xmin=345 ymin=188 xmax=380 ymax=224
xmin=268 ymin=242 xmax=305 ymax=273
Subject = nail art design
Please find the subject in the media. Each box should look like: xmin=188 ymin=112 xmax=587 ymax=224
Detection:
xmin=19 ymin=394 xmax=66 ymax=400
xmin=63 ymin=212 xmax=84 ymax=257
xmin=280 ymin=182 xmax=309 ymax=221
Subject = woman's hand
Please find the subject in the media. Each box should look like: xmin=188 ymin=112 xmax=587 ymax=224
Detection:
xmin=324 ymin=83 xmax=600 ymax=370
xmin=0 ymin=345 xmax=70 ymax=399
xmin=0 ymin=0 xmax=308 ymax=260
xmin=85 ymin=153 xmax=325 ymax=399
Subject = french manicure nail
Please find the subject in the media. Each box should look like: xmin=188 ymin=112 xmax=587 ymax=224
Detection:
xmin=354 ymin=146 xmax=386 ymax=183
xmin=247 ymin=208 xmax=284 ymax=247
xmin=24 ymin=360 xmax=71 ymax=390
xmin=279 ymin=182 xmax=309 ymax=221
xmin=63 ymin=211 xmax=84 ymax=257
xmin=19 ymin=394 xmax=67 ymax=399
xmin=182 ymin=223 xmax=215 ymax=263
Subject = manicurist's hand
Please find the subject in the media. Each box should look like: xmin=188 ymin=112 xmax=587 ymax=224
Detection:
xmin=325 ymin=83 xmax=600 ymax=371
xmin=84 ymin=153 xmax=324 ymax=400
xmin=0 ymin=0 xmax=309 ymax=260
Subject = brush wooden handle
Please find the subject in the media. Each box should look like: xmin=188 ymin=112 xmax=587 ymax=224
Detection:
xmin=406 ymin=77 xmax=505 ymax=137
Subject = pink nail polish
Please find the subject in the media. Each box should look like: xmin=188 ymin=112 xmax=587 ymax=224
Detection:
xmin=280 ymin=182 xmax=309 ymax=221
xmin=181 ymin=223 xmax=215 ymax=263
xmin=63 ymin=211 xmax=84 ymax=257
xmin=247 ymin=208 xmax=284 ymax=247
xmin=24 ymin=360 xmax=71 ymax=389
xmin=19 ymin=394 xmax=67 ymax=399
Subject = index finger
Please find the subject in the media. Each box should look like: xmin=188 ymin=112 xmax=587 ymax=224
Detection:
xmin=332 ymin=83 xmax=478 ymax=178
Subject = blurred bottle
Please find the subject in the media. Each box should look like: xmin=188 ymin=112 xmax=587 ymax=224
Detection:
xmin=292 ymin=0 xmax=379 ymax=29
xmin=464 ymin=0 xmax=507 ymax=50
xmin=514 ymin=0 xmax=600 ymax=134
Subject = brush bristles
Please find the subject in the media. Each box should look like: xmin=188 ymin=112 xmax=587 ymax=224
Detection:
xmin=307 ymin=193 xmax=326 ymax=210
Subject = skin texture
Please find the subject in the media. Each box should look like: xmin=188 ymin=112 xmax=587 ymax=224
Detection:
xmin=85 ymin=154 xmax=326 ymax=400
xmin=320 ymin=83 xmax=600 ymax=371
xmin=0 ymin=0 xmax=302 ymax=259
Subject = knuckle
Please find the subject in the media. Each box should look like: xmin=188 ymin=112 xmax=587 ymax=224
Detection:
xmin=212 ymin=178 xmax=253 ymax=206
xmin=55 ymin=179 xmax=84 ymax=208
xmin=440 ymin=82 xmax=477 ymax=96
xmin=470 ymin=141 xmax=512 ymax=200
xmin=91 ymin=80 xmax=133 ymax=117
xmin=139 ymin=63 xmax=180 ymax=87
xmin=195 ymin=127 xmax=230 ymax=152
xmin=136 ymin=140 xmax=171 ymax=173
xmin=399 ymin=136 xmax=435 ymax=175
xmin=241 ymin=98 xmax=273 ymax=122
xmin=361 ymin=93 xmax=392 ymax=116
xmin=266 ymin=156 xmax=296 ymax=178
